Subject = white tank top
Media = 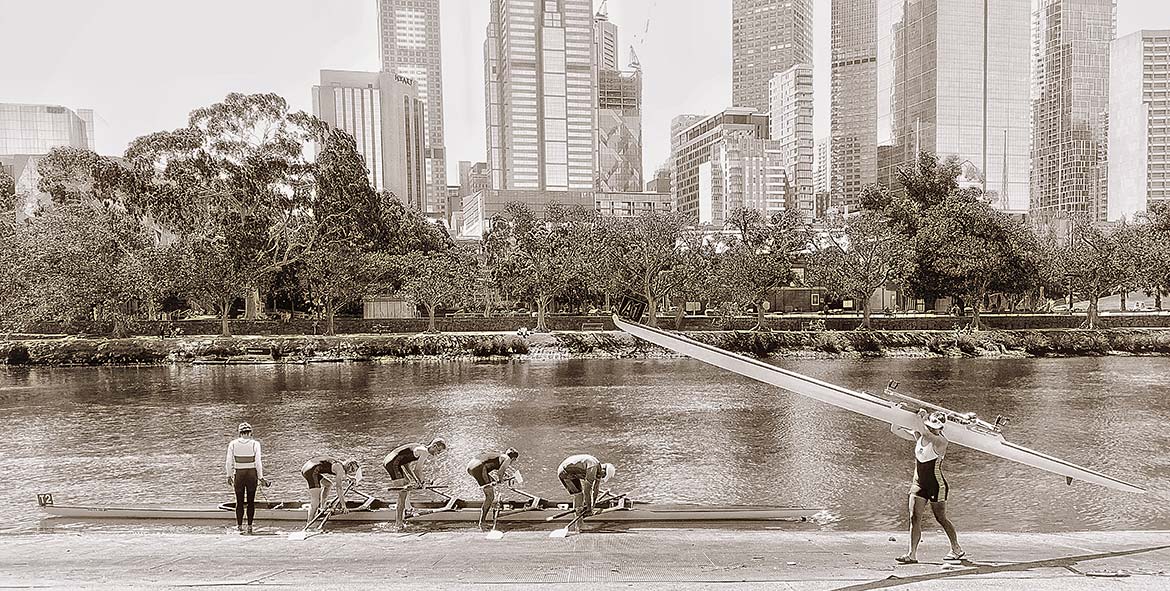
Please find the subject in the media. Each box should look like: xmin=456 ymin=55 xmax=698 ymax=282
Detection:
xmin=915 ymin=435 xmax=940 ymax=463
xmin=229 ymin=438 xmax=258 ymax=469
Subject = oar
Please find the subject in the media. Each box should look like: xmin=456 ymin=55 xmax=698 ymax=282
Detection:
xmin=544 ymin=489 xmax=614 ymax=522
xmin=485 ymin=500 xmax=505 ymax=540
xmin=549 ymin=492 xmax=626 ymax=538
xmin=289 ymin=481 xmax=353 ymax=541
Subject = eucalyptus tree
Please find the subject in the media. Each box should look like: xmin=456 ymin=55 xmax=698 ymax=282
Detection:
xmin=805 ymin=211 xmax=909 ymax=329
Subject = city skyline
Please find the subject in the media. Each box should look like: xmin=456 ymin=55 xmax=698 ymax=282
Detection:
xmin=1 ymin=0 xmax=1167 ymax=190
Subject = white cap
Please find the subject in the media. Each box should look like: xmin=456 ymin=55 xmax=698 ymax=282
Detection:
xmin=601 ymin=463 xmax=616 ymax=482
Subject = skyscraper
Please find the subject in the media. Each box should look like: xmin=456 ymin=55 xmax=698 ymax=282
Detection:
xmin=731 ymin=0 xmax=814 ymax=114
xmin=593 ymin=2 xmax=619 ymax=73
xmin=1031 ymin=0 xmax=1116 ymax=218
xmin=770 ymin=65 xmax=815 ymax=216
xmin=0 ymin=103 xmax=94 ymax=156
xmin=831 ymin=0 xmax=878 ymax=212
xmin=671 ymin=108 xmax=770 ymax=224
xmin=1108 ymin=30 xmax=1170 ymax=221
xmin=875 ymin=0 xmax=1031 ymax=213
xmin=485 ymin=0 xmax=595 ymax=192
xmin=312 ymin=70 xmax=428 ymax=209
xmin=596 ymin=68 xmax=644 ymax=192
xmin=702 ymin=136 xmax=789 ymax=226
xmin=379 ymin=0 xmax=447 ymax=216
xmin=814 ymin=137 xmax=831 ymax=195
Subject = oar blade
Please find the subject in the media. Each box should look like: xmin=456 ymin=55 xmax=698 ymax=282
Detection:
xmin=549 ymin=527 xmax=570 ymax=538
xmin=485 ymin=529 xmax=505 ymax=540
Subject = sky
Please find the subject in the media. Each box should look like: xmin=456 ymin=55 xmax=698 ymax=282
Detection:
xmin=2 ymin=0 xmax=1168 ymax=185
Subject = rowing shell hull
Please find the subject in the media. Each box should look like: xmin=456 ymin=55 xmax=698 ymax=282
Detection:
xmin=40 ymin=500 xmax=821 ymax=523
xmin=614 ymin=315 xmax=1145 ymax=494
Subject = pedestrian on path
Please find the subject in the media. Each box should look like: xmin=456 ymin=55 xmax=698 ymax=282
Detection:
xmin=891 ymin=410 xmax=964 ymax=563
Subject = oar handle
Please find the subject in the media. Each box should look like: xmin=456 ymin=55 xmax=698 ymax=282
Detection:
xmin=544 ymin=490 xmax=617 ymax=522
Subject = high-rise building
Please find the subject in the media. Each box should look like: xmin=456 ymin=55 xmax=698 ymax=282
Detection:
xmin=770 ymin=65 xmax=815 ymax=216
xmin=596 ymin=69 xmax=643 ymax=192
xmin=0 ymin=103 xmax=94 ymax=156
xmin=831 ymin=0 xmax=878 ymax=212
xmin=458 ymin=160 xmax=490 ymax=197
xmin=874 ymin=0 xmax=1031 ymax=213
xmin=814 ymin=137 xmax=831 ymax=195
xmin=701 ymin=136 xmax=788 ymax=226
xmin=312 ymin=70 xmax=428 ymax=209
xmin=671 ymin=108 xmax=770 ymax=224
xmin=593 ymin=2 xmax=619 ymax=74
xmin=379 ymin=0 xmax=447 ymax=216
xmin=1108 ymin=30 xmax=1170 ymax=221
xmin=485 ymin=0 xmax=595 ymax=192
xmin=1031 ymin=0 xmax=1116 ymax=218
xmin=731 ymin=0 xmax=814 ymax=114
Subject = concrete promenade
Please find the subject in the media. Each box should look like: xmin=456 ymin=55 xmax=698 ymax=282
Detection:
xmin=1 ymin=527 xmax=1168 ymax=590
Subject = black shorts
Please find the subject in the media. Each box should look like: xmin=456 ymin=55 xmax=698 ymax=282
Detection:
xmin=558 ymin=467 xmax=587 ymax=495
xmin=384 ymin=457 xmax=409 ymax=481
xmin=910 ymin=459 xmax=949 ymax=502
xmin=302 ymin=463 xmax=328 ymax=489
xmin=468 ymin=462 xmax=493 ymax=487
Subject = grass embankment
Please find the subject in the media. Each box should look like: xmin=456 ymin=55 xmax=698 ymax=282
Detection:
xmin=2 ymin=329 xmax=1170 ymax=366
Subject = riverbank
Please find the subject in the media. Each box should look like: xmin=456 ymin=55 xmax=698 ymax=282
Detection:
xmin=4 ymin=328 xmax=1170 ymax=366
xmin=1 ymin=528 xmax=1166 ymax=589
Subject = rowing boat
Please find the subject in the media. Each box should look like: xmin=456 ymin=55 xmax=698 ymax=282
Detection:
xmin=613 ymin=314 xmax=1146 ymax=494
xmin=36 ymin=494 xmax=822 ymax=523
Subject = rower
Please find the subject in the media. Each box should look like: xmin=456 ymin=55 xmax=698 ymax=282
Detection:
xmin=466 ymin=448 xmax=520 ymax=530
xmin=556 ymin=454 xmax=615 ymax=530
xmin=300 ymin=457 xmax=360 ymax=524
xmin=225 ymin=422 xmax=269 ymax=534
xmin=383 ymin=438 xmax=448 ymax=527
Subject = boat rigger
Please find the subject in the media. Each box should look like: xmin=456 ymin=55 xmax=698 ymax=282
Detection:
xmin=612 ymin=313 xmax=1146 ymax=495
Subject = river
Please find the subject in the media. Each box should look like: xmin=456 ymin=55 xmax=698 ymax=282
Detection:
xmin=2 ymin=357 xmax=1167 ymax=533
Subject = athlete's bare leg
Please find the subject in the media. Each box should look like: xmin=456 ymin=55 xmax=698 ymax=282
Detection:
xmin=904 ymin=495 xmax=927 ymax=561
xmin=930 ymin=501 xmax=963 ymax=556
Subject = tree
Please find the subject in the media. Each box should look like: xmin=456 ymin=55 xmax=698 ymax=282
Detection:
xmin=712 ymin=208 xmax=805 ymax=330
xmin=599 ymin=211 xmax=707 ymax=327
xmin=1060 ymin=218 xmax=1133 ymax=329
xmin=484 ymin=202 xmax=594 ymax=332
xmin=125 ymin=93 xmax=324 ymax=332
xmin=806 ymin=211 xmax=910 ymax=329
xmin=0 ymin=203 xmax=163 ymax=337
xmin=0 ymin=167 xmax=15 ymax=216
xmin=398 ymin=247 xmax=478 ymax=333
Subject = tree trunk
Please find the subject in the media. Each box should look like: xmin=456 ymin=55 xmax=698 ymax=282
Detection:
xmin=536 ymin=298 xmax=549 ymax=332
xmin=753 ymin=303 xmax=769 ymax=332
xmin=645 ymin=290 xmax=658 ymax=327
xmin=220 ymin=299 xmax=232 ymax=337
xmin=426 ymin=304 xmax=437 ymax=333
xmin=860 ymin=299 xmax=872 ymax=330
xmin=1120 ymin=290 xmax=1127 ymax=312
xmin=325 ymin=298 xmax=336 ymax=336
xmin=971 ymin=303 xmax=982 ymax=331
xmin=674 ymin=301 xmax=686 ymax=330
xmin=604 ymin=292 xmax=611 ymax=312
xmin=1157 ymin=290 xmax=1163 ymax=311
xmin=245 ymin=287 xmax=261 ymax=320
xmin=1087 ymin=297 xmax=1100 ymax=329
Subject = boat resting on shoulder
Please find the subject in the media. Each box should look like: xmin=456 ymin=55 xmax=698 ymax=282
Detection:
xmin=35 ymin=492 xmax=821 ymax=523
xmin=611 ymin=310 xmax=1145 ymax=495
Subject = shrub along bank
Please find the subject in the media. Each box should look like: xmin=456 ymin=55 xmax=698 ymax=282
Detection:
xmin=4 ymin=328 xmax=1170 ymax=366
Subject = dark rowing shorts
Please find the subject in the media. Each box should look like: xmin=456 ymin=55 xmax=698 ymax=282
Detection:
xmin=302 ymin=459 xmax=334 ymax=489
xmin=467 ymin=462 xmax=493 ymax=487
xmin=384 ymin=456 xmax=409 ymax=481
xmin=910 ymin=458 xmax=949 ymax=502
xmin=558 ymin=466 xmax=587 ymax=495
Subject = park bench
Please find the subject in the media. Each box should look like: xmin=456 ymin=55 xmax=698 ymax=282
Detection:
xmin=580 ymin=322 xmax=606 ymax=331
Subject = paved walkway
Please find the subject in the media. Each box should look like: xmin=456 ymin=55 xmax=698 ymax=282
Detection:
xmin=2 ymin=527 xmax=1168 ymax=590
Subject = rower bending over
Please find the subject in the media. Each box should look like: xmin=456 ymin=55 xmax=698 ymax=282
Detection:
xmin=225 ymin=422 xmax=269 ymax=534
xmin=300 ymin=457 xmax=360 ymax=524
xmin=557 ymin=454 xmax=615 ymax=531
xmin=384 ymin=438 xmax=448 ymax=527
xmin=891 ymin=410 xmax=964 ymax=564
xmin=466 ymin=448 xmax=520 ymax=530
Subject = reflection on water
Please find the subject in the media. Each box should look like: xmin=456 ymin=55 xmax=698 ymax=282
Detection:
xmin=2 ymin=356 xmax=1168 ymax=533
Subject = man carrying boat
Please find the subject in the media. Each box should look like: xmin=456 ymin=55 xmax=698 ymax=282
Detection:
xmin=225 ymin=422 xmax=269 ymax=534
xmin=557 ymin=454 xmax=615 ymax=529
xmin=300 ymin=457 xmax=361 ymax=524
xmin=466 ymin=448 xmax=520 ymax=530
xmin=891 ymin=410 xmax=964 ymax=564
xmin=384 ymin=438 xmax=449 ymax=527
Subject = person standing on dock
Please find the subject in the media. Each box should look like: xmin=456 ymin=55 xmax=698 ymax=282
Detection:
xmin=384 ymin=438 xmax=449 ymax=527
xmin=300 ymin=457 xmax=361 ymax=524
xmin=466 ymin=448 xmax=520 ymax=530
xmin=557 ymin=454 xmax=615 ymax=530
xmin=891 ymin=410 xmax=964 ymax=563
xmin=225 ymin=422 xmax=268 ymax=534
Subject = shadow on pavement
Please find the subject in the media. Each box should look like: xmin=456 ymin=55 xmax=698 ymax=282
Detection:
xmin=832 ymin=544 xmax=1170 ymax=591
